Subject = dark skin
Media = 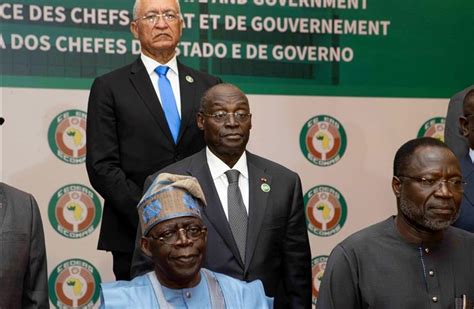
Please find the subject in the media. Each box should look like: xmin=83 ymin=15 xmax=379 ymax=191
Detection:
xmin=392 ymin=146 xmax=463 ymax=244
xmin=459 ymin=93 xmax=474 ymax=149
xmin=197 ymin=84 xmax=252 ymax=168
xmin=141 ymin=216 xmax=207 ymax=289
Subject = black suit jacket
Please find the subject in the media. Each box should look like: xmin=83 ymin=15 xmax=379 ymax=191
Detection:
xmin=86 ymin=58 xmax=221 ymax=252
xmin=444 ymin=85 xmax=474 ymax=159
xmin=132 ymin=149 xmax=312 ymax=308
xmin=453 ymin=153 xmax=474 ymax=232
xmin=0 ymin=183 xmax=49 ymax=309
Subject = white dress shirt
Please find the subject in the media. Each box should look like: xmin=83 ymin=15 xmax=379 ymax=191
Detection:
xmin=469 ymin=148 xmax=474 ymax=163
xmin=140 ymin=53 xmax=182 ymax=118
xmin=206 ymin=147 xmax=249 ymax=220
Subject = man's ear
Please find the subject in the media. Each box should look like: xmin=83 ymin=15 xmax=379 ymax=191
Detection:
xmin=392 ymin=176 xmax=402 ymax=198
xmin=140 ymin=237 xmax=152 ymax=257
xmin=130 ymin=22 xmax=139 ymax=39
xmin=197 ymin=112 xmax=204 ymax=130
xmin=460 ymin=116 xmax=469 ymax=138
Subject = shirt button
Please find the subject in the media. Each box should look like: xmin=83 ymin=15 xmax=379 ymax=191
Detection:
xmin=424 ymin=247 xmax=430 ymax=254
xmin=432 ymin=296 xmax=438 ymax=303
xmin=185 ymin=291 xmax=191 ymax=298
xmin=429 ymin=270 xmax=434 ymax=276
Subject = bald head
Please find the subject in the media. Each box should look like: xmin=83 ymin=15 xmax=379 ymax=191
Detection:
xmin=200 ymin=84 xmax=248 ymax=113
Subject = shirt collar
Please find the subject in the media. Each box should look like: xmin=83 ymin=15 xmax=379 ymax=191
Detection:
xmin=469 ymin=148 xmax=474 ymax=163
xmin=206 ymin=147 xmax=248 ymax=180
xmin=140 ymin=53 xmax=179 ymax=77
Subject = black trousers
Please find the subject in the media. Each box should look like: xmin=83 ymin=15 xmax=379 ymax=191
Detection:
xmin=111 ymin=251 xmax=134 ymax=280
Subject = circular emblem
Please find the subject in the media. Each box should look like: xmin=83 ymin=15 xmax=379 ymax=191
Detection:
xmin=48 ymin=110 xmax=87 ymax=164
xmin=299 ymin=115 xmax=347 ymax=167
xmin=312 ymin=255 xmax=329 ymax=305
xmin=49 ymin=259 xmax=101 ymax=308
xmin=261 ymin=183 xmax=271 ymax=192
xmin=304 ymin=185 xmax=347 ymax=237
xmin=417 ymin=117 xmax=445 ymax=141
xmin=48 ymin=184 xmax=102 ymax=239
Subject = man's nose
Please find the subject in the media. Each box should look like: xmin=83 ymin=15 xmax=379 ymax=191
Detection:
xmin=434 ymin=180 xmax=454 ymax=197
xmin=175 ymin=228 xmax=192 ymax=245
xmin=224 ymin=113 xmax=238 ymax=126
xmin=154 ymin=16 xmax=168 ymax=28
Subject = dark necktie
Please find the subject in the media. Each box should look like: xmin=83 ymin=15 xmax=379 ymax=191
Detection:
xmin=225 ymin=169 xmax=248 ymax=263
xmin=155 ymin=65 xmax=180 ymax=144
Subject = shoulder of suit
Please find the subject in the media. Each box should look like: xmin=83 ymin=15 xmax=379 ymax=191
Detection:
xmin=247 ymin=152 xmax=299 ymax=176
xmin=177 ymin=61 xmax=222 ymax=84
xmin=0 ymin=182 xmax=33 ymax=200
xmin=93 ymin=58 xmax=141 ymax=82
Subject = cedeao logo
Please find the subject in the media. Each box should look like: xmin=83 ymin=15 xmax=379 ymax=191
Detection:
xmin=48 ymin=110 xmax=87 ymax=164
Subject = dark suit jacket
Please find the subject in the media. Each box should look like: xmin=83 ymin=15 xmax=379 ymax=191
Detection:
xmin=131 ymin=149 xmax=312 ymax=308
xmin=444 ymin=85 xmax=474 ymax=159
xmin=0 ymin=183 xmax=49 ymax=309
xmin=86 ymin=58 xmax=221 ymax=252
xmin=453 ymin=153 xmax=474 ymax=232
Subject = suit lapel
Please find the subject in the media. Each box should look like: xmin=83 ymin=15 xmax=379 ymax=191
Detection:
xmin=177 ymin=61 xmax=197 ymax=144
xmin=129 ymin=57 xmax=174 ymax=144
xmin=245 ymin=152 xmax=271 ymax=271
xmin=188 ymin=151 xmax=244 ymax=267
xmin=0 ymin=185 xmax=6 ymax=231
xmin=461 ymin=153 xmax=474 ymax=205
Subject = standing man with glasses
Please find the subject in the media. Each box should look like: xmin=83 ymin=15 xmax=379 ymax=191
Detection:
xmin=317 ymin=137 xmax=474 ymax=309
xmin=452 ymin=89 xmax=474 ymax=232
xmin=131 ymin=83 xmax=312 ymax=308
xmin=99 ymin=173 xmax=272 ymax=308
xmin=86 ymin=0 xmax=221 ymax=280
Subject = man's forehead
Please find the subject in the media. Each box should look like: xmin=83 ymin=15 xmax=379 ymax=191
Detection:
xmin=209 ymin=96 xmax=248 ymax=106
xmin=408 ymin=146 xmax=459 ymax=173
xmin=208 ymin=89 xmax=247 ymax=104
xmin=138 ymin=0 xmax=179 ymax=13
xmin=155 ymin=216 xmax=201 ymax=229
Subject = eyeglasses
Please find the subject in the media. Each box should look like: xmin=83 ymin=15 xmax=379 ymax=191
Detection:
xmin=148 ymin=225 xmax=207 ymax=245
xmin=201 ymin=112 xmax=252 ymax=123
xmin=135 ymin=12 xmax=180 ymax=25
xmin=398 ymin=175 xmax=466 ymax=191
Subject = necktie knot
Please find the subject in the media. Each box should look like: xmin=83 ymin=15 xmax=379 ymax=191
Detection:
xmin=225 ymin=170 xmax=240 ymax=184
xmin=155 ymin=65 xmax=169 ymax=77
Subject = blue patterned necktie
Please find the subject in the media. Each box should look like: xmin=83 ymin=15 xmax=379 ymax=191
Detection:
xmin=225 ymin=169 xmax=248 ymax=263
xmin=155 ymin=65 xmax=180 ymax=144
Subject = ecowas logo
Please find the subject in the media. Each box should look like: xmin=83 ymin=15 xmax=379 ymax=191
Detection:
xmin=417 ymin=117 xmax=445 ymax=141
xmin=300 ymin=115 xmax=347 ymax=167
xmin=48 ymin=110 xmax=87 ymax=164
xmin=304 ymin=185 xmax=347 ymax=237
xmin=49 ymin=259 xmax=101 ymax=308
xmin=48 ymin=184 xmax=102 ymax=239
xmin=312 ymin=255 xmax=328 ymax=305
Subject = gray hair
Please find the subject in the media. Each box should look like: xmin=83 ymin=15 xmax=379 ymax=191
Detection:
xmin=133 ymin=0 xmax=182 ymax=20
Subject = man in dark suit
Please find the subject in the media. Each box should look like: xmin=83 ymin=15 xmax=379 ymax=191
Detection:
xmin=444 ymin=85 xmax=474 ymax=159
xmin=453 ymin=89 xmax=474 ymax=232
xmin=86 ymin=0 xmax=221 ymax=280
xmin=0 ymin=182 xmax=49 ymax=308
xmin=132 ymin=84 xmax=312 ymax=308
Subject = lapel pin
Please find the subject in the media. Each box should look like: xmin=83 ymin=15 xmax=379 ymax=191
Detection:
xmin=260 ymin=178 xmax=270 ymax=192
xmin=186 ymin=75 xmax=194 ymax=83
xmin=261 ymin=183 xmax=271 ymax=193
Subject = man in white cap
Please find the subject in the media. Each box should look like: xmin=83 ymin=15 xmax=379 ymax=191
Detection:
xmin=100 ymin=173 xmax=272 ymax=308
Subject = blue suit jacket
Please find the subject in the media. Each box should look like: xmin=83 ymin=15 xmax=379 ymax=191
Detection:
xmin=453 ymin=153 xmax=474 ymax=232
